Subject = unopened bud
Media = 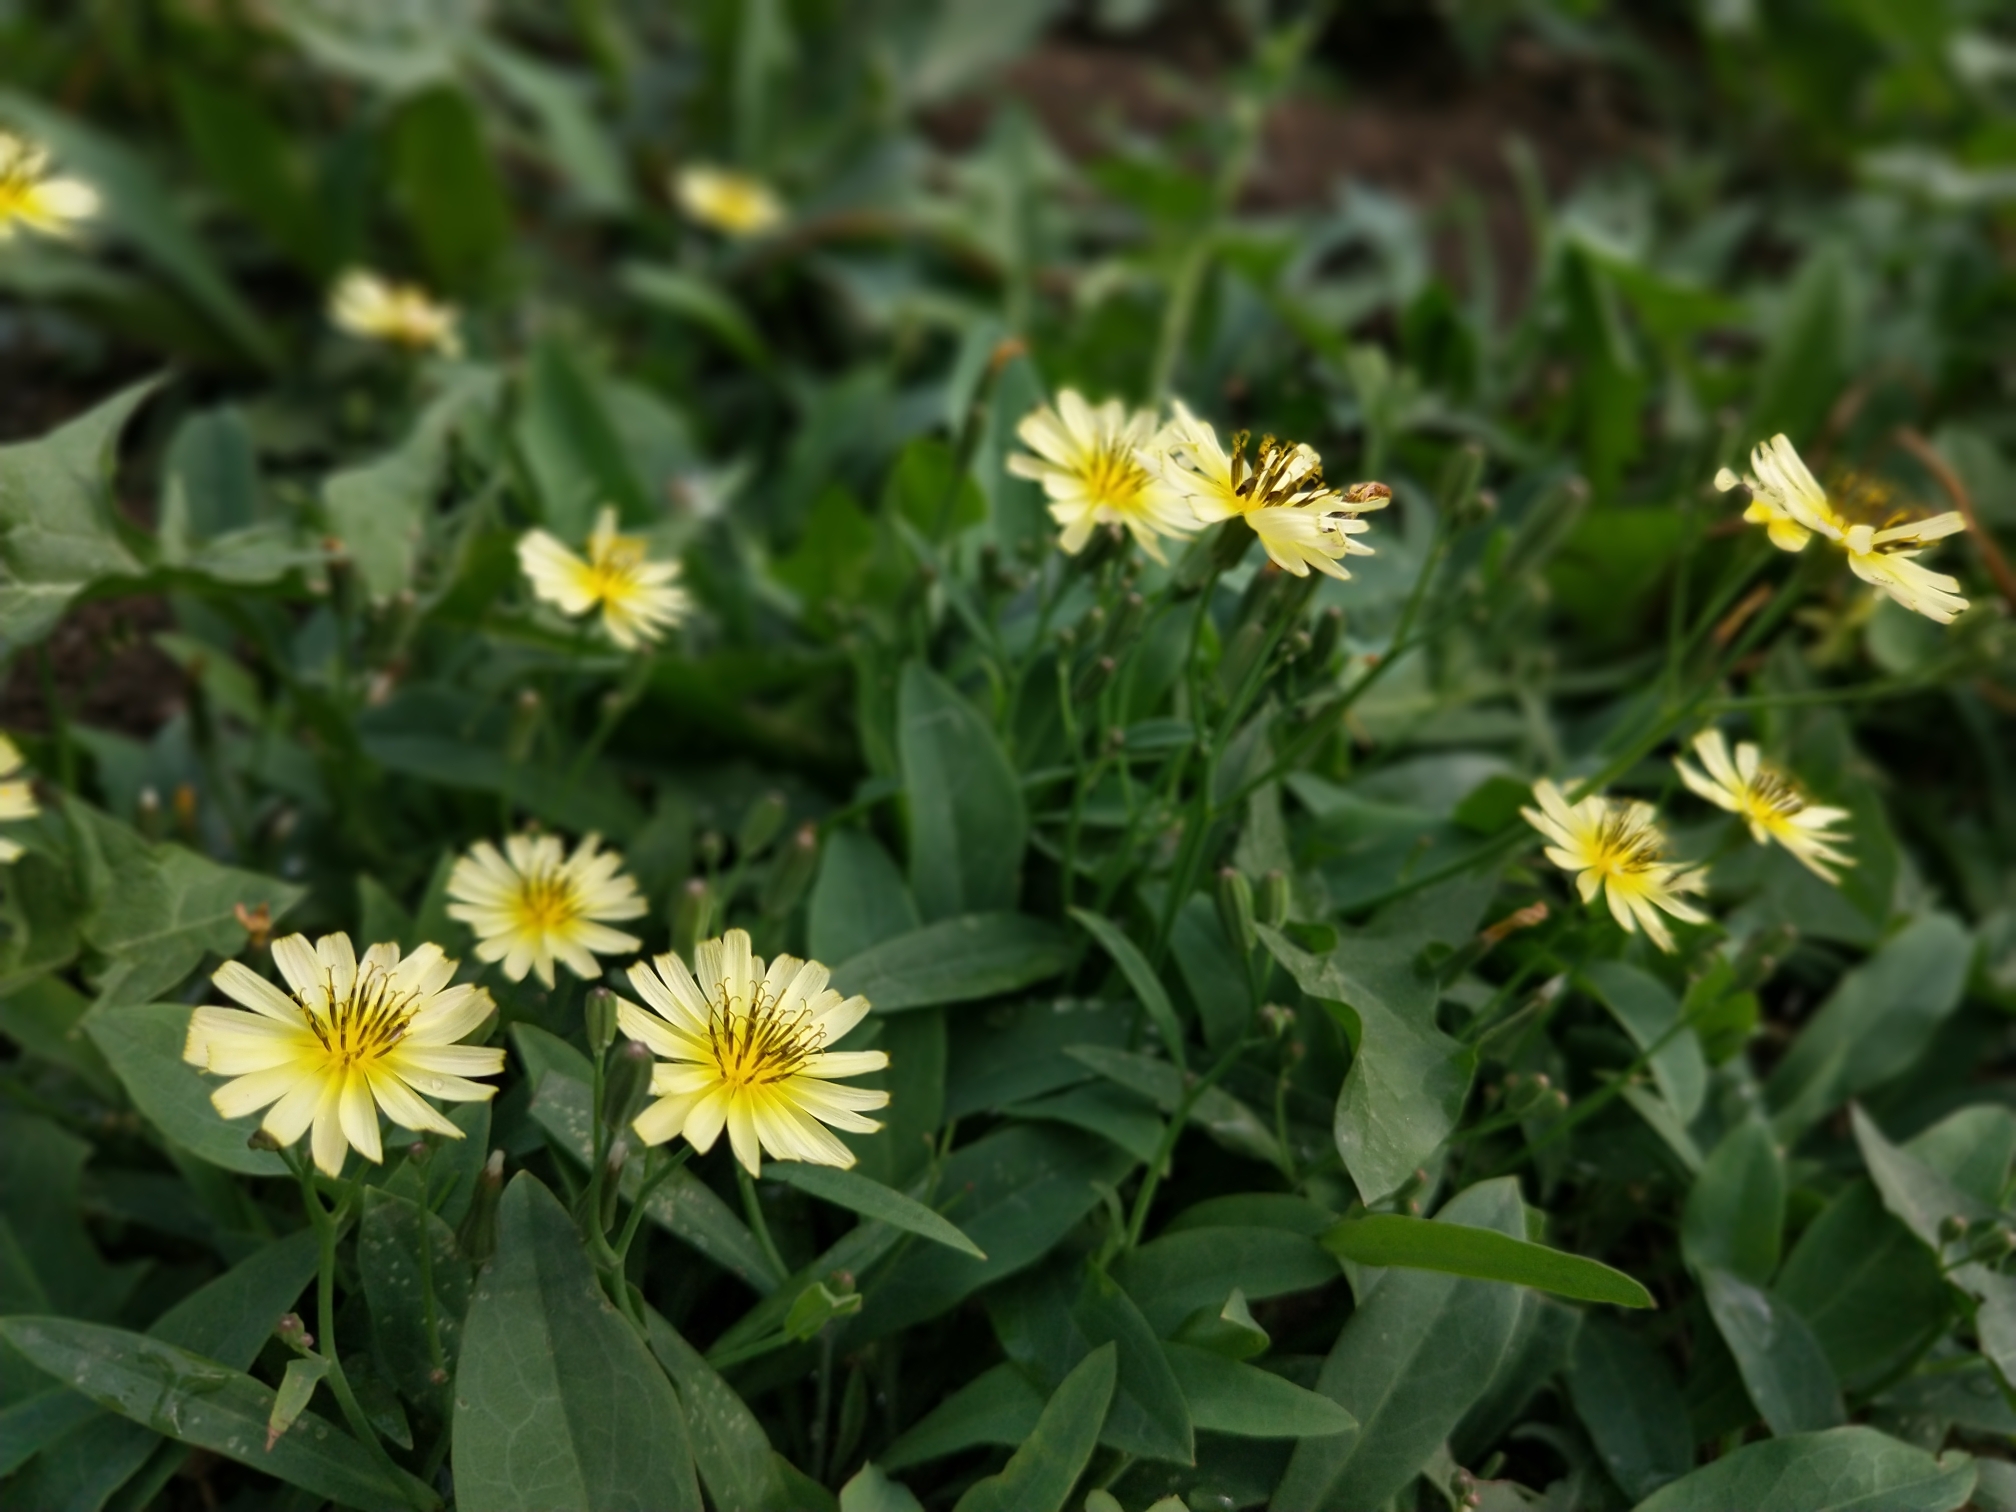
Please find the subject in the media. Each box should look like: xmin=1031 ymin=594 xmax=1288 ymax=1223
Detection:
xmin=458 ymin=1150 xmax=505 ymax=1264
xmin=1259 ymin=1003 xmax=1295 ymax=1038
xmin=697 ymin=831 xmax=726 ymax=870
xmin=738 ymin=791 xmax=788 ymax=858
xmin=1102 ymin=590 xmax=1147 ymax=655
xmin=407 ymin=1140 xmax=431 ymax=1166
xmin=275 ymin=1313 xmax=313 ymax=1351
xmin=173 ymin=782 xmax=199 ymax=839
xmin=601 ymin=1039 xmax=654 ymax=1135
xmin=1259 ymin=870 xmax=1291 ymax=928
xmin=247 ymin=1127 xmax=283 ymax=1153
xmin=1941 ymin=1214 xmax=1970 ymax=1244
xmin=600 ymin=1137 xmax=629 ymax=1229
xmin=1216 ymin=867 xmax=1257 ymax=955
xmin=760 ymin=823 xmax=820 ymax=918
xmin=1218 ymin=620 xmax=1268 ymax=695
xmin=674 ymin=877 xmax=714 ymax=957
xmin=1075 ymin=522 xmax=1129 ymax=574
xmin=1072 ymin=654 xmax=1117 ymax=704
xmin=584 ymin=986 xmax=619 ymax=1056
xmin=507 ymin=686 xmax=543 ymax=763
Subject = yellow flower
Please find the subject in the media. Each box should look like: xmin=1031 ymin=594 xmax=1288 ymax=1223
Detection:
xmin=0 ymin=733 xmax=40 ymax=863
xmin=517 ymin=507 xmax=691 ymax=650
xmin=445 ymin=833 xmax=647 ymax=988
xmin=183 ymin=933 xmax=502 ymax=1178
xmin=1521 ymin=778 xmax=1707 ymax=953
xmin=1674 ymin=729 xmax=1852 ymax=883
xmin=618 ymin=928 xmax=890 ymax=1174
xmin=1716 ymin=435 xmax=1969 ymax=624
xmin=0 ymin=133 xmax=98 ymax=241
xmin=1147 ymin=400 xmax=1389 ymax=579
xmin=328 ymin=269 xmax=461 ymax=356
xmin=1009 ymin=390 xmax=1196 ymax=563
xmin=673 ymin=166 xmax=786 ymax=238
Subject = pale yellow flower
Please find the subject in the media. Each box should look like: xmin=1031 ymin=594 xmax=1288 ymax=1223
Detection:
xmin=618 ymin=928 xmax=889 ymax=1175
xmin=0 ymin=133 xmax=98 ymax=241
xmin=1716 ymin=435 xmax=1969 ymax=624
xmin=673 ymin=166 xmax=786 ymax=238
xmin=0 ymin=733 xmax=39 ymax=863
xmin=328 ymin=269 xmax=461 ymax=356
xmin=445 ymin=832 xmax=647 ymax=989
xmin=1009 ymin=391 xmax=1196 ymax=563
xmin=184 ymin=933 xmax=502 ymax=1177
xmin=517 ymin=507 xmax=691 ymax=650
xmin=1674 ymin=730 xmax=1852 ymax=883
xmin=1522 ymin=779 xmax=1707 ymax=953
xmin=1147 ymin=400 xmax=1389 ymax=579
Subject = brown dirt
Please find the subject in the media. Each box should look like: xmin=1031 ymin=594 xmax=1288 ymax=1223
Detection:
xmin=0 ymin=596 xmax=187 ymax=739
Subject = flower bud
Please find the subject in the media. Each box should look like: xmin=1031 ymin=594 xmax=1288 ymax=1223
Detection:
xmin=1072 ymin=654 xmax=1117 ymax=705
xmin=1101 ymin=591 xmax=1147 ymax=656
xmin=601 ymin=1039 xmax=655 ymax=1136
xmin=506 ymin=686 xmax=543 ymax=763
xmin=1435 ymin=442 xmax=1485 ymax=517
xmin=458 ymin=1150 xmax=506 ymax=1265
xmin=760 ymin=823 xmax=820 ymax=918
xmin=1216 ymin=867 xmax=1256 ymax=956
xmin=1259 ymin=870 xmax=1290 ymax=927
xmin=584 ymin=986 xmax=619 ymax=1056
xmin=674 ymin=877 xmax=715 ymax=958
xmin=247 ymin=1127 xmax=282 ymax=1153
xmin=1217 ymin=621 xmax=1269 ymax=696
xmin=738 ymin=791 xmax=788 ymax=858
xmin=697 ymin=831 xmax=726 ymax=870
xmin=600 ymin=1137 xmax=629 ymax=1230
xmin=1074 ymin=522 xmax=1129 ymax=575
xmin=274 ymin=1313 xmax=314 ymax=1352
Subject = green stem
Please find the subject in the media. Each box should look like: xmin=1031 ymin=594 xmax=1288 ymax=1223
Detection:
xmin=737 ymin=1163 xmax=791 ymax=1280
xmin=1125 ymin=1039 xmax=1252 ymax=1248
xmin=612 ymin=1145 xmax=692 ymax=1267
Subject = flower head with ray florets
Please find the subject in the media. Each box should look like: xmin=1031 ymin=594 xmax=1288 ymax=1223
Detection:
xmin=1522 ymin=779 xmax=1707 ymax=953
xmin=1673 ymin=729 xmax=1853 ymax=883
xmin=518 ymin=507 xmax=691 ymax=650
xmin=616 ymin=929 xmax=890 ymax=1175
xmin=1009 ymin=390 xmax=1196 ymax=564
xmin=184 ymin=933 xmax=503 ymax=1177
xmin=445 ymin=832 xmax=647 ymax=988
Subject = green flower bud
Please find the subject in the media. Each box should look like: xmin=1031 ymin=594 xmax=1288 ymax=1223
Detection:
xmin=738 ymin=791 xmax=788 ymax=858
xmin=1216 ymin=866 xmax=1257 ymax=955
xmin=601 ymin=1039 xmax=655 ymax=1136
xmin=1260 ymin=869 xmax=1291 ymax=927
xmin=584 ymin=986 xmax=618 ymax=1056
xmin=458 ymin=1150 xmax=506 ymax=1265
xmin=674 ymin=877 xmax=715 ymax=957
xmin=760 ymin=823 xmax=820 ymax=918
xmin=1072 ymin=653 xmax=1117 ymax=705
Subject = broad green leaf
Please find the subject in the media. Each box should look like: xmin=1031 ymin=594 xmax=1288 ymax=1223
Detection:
xmin=847 ymin=1008 xmax=947 ymax=1190
xmin=831 ymin=912 xmax=1070 ymax=1012
xmin=943 ymin=995 xmax=1133 ymax=1117
xmin=1700 ymin=1267 xmax=1844 ymax=1436
xmin=882 ymin=1363 xmax=1043 ymax=1469
xmin=622 ymin=262 xmax=773 ymax=369
xmin=952 ymin=1344 xmax=1116 ymax=1512
xmin=1907 ymin=1104 xmax=2016 ymax=1205
xmin=1073 ymin=1268 xmax=1193 ymax=1465
xmin=1777 ymin=1182 xmax=1951 ymax=1391
xmin=1767 ymin=914 xmax=1972 ymax=1140
xmin=840 ymin=1462 xmax=928 ymax=1512
xmin=1273 ymin=1178 xmax=1527 ymax=1512
xmin=360 ymin=712 xmax=647 ymax=837
xmin=167 ymin=70 xmax=331 ymax=276
xmin=808 ymin=828 xmax=920 ymax=964
xmin=766 ymin=1162 xmax=985 ymax=1259
xmin=0 ymin=378 xmax=150 ymax=652
xmin=1071 ymin=907 xmax=1187 ymax=1072
xmin=325 ymin=369 xmax=500 ymax=602
xmin=1113 ymin=1227 xmax=1338 ymax=1337
xmin=1634 ymin=1426 xmax=1973 ymax=1512
xmin=882 ymin=437 xmax=986 ymax=539
xmin=359 ymin=1179 xmax=470 ymax=1414
xmin=515 ymin=337 xmax=648 ymax=538
xmin=454 ymin=1174 xmax=700 ymax=1511
xmin=467 ymin=40 xmax=630 ymax=213
xmin=1008 ymin=1081 xmax=1166 ymax=1164
xmin=389 ymin=85 xmax=511 ymax=294
xmin=86 ymin=1004 xmax=287 ymax=1176
xmin=645 ymin=1311 xmax=797 ymax=1512
xmin=1319 ymin=1214 xmax=1652 ymax=1307
xmin=1171 ymin=1290 xmax=1269 ymax=1360
xmin=261 ymin=0 xmax=462 ymax=90
xmin=5 ymin=1231 xmax=318 ymax=1506
xmin=1681 ymin=1116 xmax=1783 ymax=1286
xmin=1567 ymin=1318 xmax=1692 ymax=1503
xmin=1454 ymin=1293 xmax=1580 ymax=1464
xmin=1582 ymin=961 xmax=1707 ymax=1122
xmin=0 ymin=1317 xmax=431 ymax=1509
xmin=0 ymin=1107 xmax=134 ymax=1321
xmin=852 ymin=1125 xmax=1133 ymax=1342
xmin=1746 ymin=246 xmax=1848 ymax=446
xmin=1161 ymin=1193 xmax=1335 ymax=1237
xmin=1064 ymin=1045 xmax=1283 ymax=1168
xmin=1163 ymin=1343 xmax=1356 ymax=1440
xmin=898 ymin=663 xmax=1027 ymax=920
xmin=1168 ymin=893 xmax=1251 ymax=1050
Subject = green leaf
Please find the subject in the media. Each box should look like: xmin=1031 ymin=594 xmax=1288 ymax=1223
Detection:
xmin=882 ymin=1363 xmax=1045 ymax=1469
xmin=166 ymin=69 xmax=331 ymax=276
xmin=831 ymin=912 xmax=1071 ymax=1012
xmin=388 ymin=84 xmax=511 ymax=294
xmin=898 ymin=663 xmax=1028 ymax=920
xmin=1700 ymin=1267 xmax=1844 ymax=1436
xmin=1163 ymin=1343 xmax=1356 ymax=1440
xmin=1766 ymin=914 xmax=1973 ymax=1140
xmin=1171 ymin=1289 xmax=1270 ymax=1359
xmin=467 ymin=40 xmax=630 ymax=214
xmin=0 ymin=974 xmax=116 ymax=1101
xmin=852 ymin=1125 xmax=1134 ymax=1342
xmin=1319 ymin=1214 xmax=1652 ymax=1308
xmin=1776 ymin=1182 xmax=1951 ymax=1392
xmin=766 ymin=1162 xmax=985 ymax=1259
xmin=1746 ymin=246 xmax=1848 ymax=447
xmin=840 ymin=1462 xmax=928 ymax=1512
xmin=644 ymin=1310 xmax=798 ymax=1512
xmin=358 ymin=1180 xmax=470 ymax=1415
xmin=454 ymin=1174 xmax=700 ymax=1511
xmin=1681 ymin=1116 xmax=1784 ymax=1286
xmin=808 ymin=829 xmax=920 ymax=964
xmin=0 ymin=378 xmax=151 ymax=652
xmin=87 ymin=1004 xmax=287 ymax=1175
xmin=622 ymin=262 xmax=773 ymax=369
xmin=952 ymin=1344 xmax=1117 ymax=1512
xmin=1065 ymin=1045 xmax=1283 ymax=1169
xmin=1635 ymin=1427 xmax=1973 ymax=1512
xmin=1070 ymin=907 xmax=1187 ymax=1072
xmin=1273 ymin=1178 xmax=1528 ymax=1512
xmin=1581 ymin=961 xmax=1707 ymax=1122
xmin=0 ymin=1317 xmax=432 ymax=1509
xmin=1073 ymin=1267 xmax=1193 ymax=1465
xmin=266 ymin=1356 xmax=330 ymax=1450
xmin=1566 ymin=1318 xmax=1692 ymax=1503
xmin=1112 ymin=1227 xmax=1338 ymax=1337
xmin=883 ymin=437 xmax=987 ymax=540
xmin=325 ymin=369 xmax=501 ymax=603
xmin=515 ymin=337 xmax=649 ymax=538
xmin=1008 ymin=1081 xmax=1166 ymax=1164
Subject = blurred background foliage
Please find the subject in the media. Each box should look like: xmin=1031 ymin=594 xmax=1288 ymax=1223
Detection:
xmin=7 ymin=0 xmax=2016 ymax=1509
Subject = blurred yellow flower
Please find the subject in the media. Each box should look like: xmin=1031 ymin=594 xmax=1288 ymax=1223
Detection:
xmin=445 ymin=833 xmax=647 ymax=988
xmin=674 ymin=165 xmax=786 ymax=237
xmin=328 ymin=269 xmax=461 ymax=356
xmin=0 ymin=133 xmax=97 ymax=240
xmin=184 ymin=933 xmax=502 ymax=1177
xmin=1674 ymin=729 xmax=1852 ymax=882
xmin=0 ymin=734 xmax=39 ymax=863
xmin=517 ymin=507 xmax=691 ymax=649
xmin=1010 ymin=391 xmax=1195 ymax=563
xmin=1717 ymin=435 xmax=1969 ymax=624
xmin=1148 ymin=401 xmax=1389 ymax=579
xmin=618 ymin=928 xmax=889 ymax=1174
xmin=1522 ymin=778 xmax=1707 ymax=953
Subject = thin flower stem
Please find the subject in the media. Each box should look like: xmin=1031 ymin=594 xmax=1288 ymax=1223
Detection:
xmin=1124 ymin=1038 xmax=1252 ymax=1249
xmin=612 ymin=1145 xmax=693 ymax=1267
xmin=737 ymin=1162 xmax=791 ymax=1281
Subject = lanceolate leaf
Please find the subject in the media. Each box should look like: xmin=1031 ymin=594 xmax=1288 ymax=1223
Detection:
xmin=952 ymin=1344 xmax=1117 ymax=1512
xmin=1319 ymin=1214 xmax=1653 ymax=1308
xmin=898 ymin=662 xmax=1028 ymax=920
xmin=832 ymin=911 xmax=1071 ymax=1011
xmin=1070 ymin=906 xmax=1188 ymax=1071
xmin=1634 ymin=1426 xmax=1974 ymax=1512
xmin=766 ymin=1161 xmax=986 ymax=1259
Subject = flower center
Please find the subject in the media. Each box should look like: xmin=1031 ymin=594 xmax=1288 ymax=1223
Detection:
xmin=1080 ymin=442 xmax=1150 ymax=512
xmin=1588 ymin=811 xmax=1666 ymax=878
xmin=303 ymin=965 xmax=420 ymax=1067
xmin=1739 ymin=768 xmax=1806 ymax=825
xmin=705 ymin=983 xmax=822 ymax=1089
xmin=1229 ymin=432 xmax=1321 ymax=514
xmin=512 ymin=871 xmax=581 ymax=933
xmin=585 ymin=534 xmax=648 ymax=601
